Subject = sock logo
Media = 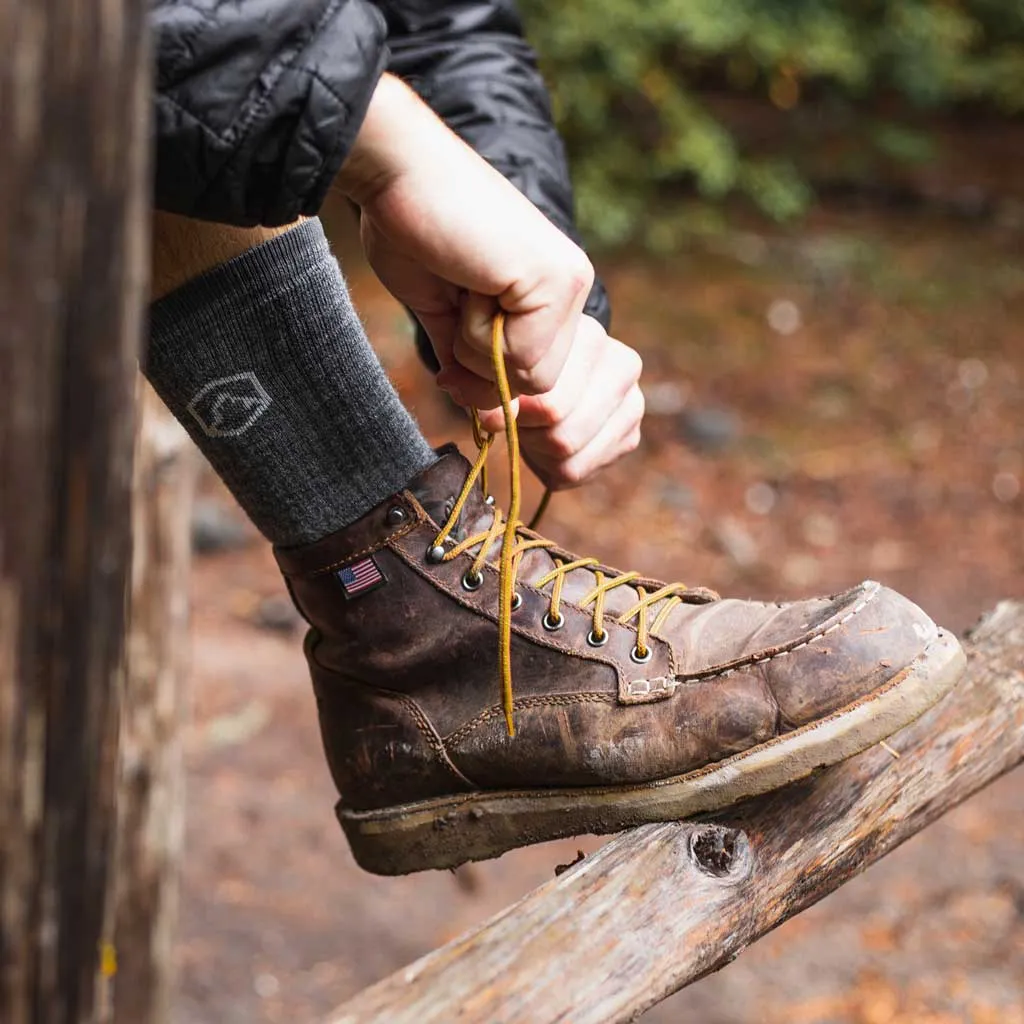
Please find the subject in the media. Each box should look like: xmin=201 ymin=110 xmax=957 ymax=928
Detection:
xmin=187 ymin=372 xmax=272 ymax=438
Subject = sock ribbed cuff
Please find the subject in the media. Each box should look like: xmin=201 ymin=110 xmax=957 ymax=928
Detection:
xmin=145 ymin=218 xmax=437 ymax=546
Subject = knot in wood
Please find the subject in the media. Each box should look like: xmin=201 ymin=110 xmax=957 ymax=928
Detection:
xmin=689 ymin=825 xmax=747 ymax=878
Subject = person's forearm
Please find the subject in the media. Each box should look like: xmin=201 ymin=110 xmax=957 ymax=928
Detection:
xmin=334 ymin=74 xmax=431 ymax=206
xmin=335 ymin=73 xmax=501 ymax=209
xmin=332 ymin=75 xmax=402 ymax=206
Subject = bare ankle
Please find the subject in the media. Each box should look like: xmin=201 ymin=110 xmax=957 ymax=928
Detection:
xmin=150 ymin=212 xmax=303 ymax=300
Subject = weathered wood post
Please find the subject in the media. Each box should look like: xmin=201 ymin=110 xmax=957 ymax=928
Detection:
xmin=113 ymin=388 xmax=195 ymax=1024
xmin=0 ymin=0 xmax=150 ymax=1020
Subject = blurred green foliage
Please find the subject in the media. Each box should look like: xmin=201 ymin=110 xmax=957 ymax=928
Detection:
xmin=519 ymin=0 xmax=1024 ymax=246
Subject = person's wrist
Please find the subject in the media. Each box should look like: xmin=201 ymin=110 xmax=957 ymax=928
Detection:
xmin=335 ymin=73 xmax=421 ymax=206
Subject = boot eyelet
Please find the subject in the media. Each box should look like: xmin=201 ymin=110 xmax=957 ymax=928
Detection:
xmin=630 ymin=644 xmax=653 ymax=664
xmin=542 ymin=612 xmax=564 ymax=631
xmin=587 ymin=629 xmax=609 ymax=647
xmin=385 ymin=506 xmax=407 ymax=526
xmin=426 ymin=544 xmax=446 ymax=564
xmin=511 ymin=591 xmax=522 ymax=611
xmin=462 ymin=570 xmax=484 ymax=591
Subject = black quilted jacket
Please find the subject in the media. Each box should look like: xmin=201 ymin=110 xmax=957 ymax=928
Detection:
xmin=153 ymin=0 xmax=610 ymax=327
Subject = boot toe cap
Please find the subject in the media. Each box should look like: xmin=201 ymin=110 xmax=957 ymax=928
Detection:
xmin=765 ymin=582 xmax=938 ymax=728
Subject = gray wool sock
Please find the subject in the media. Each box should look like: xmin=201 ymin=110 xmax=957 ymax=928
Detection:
xmin=145 ymin=218 xmax=437 ymax=547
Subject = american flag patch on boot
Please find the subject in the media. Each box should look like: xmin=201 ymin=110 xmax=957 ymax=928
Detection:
xmin=336 ymin=555 xmax=386 ymax=598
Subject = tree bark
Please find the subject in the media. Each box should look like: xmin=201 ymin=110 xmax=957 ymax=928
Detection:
xmin=0 ymin=1 xmax=150 ymax=1021
xmin=327 ymin=603 xmax=1024 ymax=1024
xmin=113 ymin=388 xmax=195 ymax=1024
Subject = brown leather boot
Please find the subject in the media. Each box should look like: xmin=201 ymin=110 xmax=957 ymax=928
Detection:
xmin=275 ymin=444 xmax=964 ymax=875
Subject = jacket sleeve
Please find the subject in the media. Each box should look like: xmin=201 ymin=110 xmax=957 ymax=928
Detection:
xmin=378 ymin=0 xmax=612 ymax=332
xmin=153 ymin=0 xmax=389 ymax=227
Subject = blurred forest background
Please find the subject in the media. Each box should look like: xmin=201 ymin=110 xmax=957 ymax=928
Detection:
xmin=172 ymin=4 xmax=1024 ymax=1024
xmin=521 ymin=0 xmax=1024 ymax=244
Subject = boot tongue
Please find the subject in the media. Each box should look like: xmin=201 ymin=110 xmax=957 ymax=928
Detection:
xmin=408 ymin=444 xmax=494 ymax=543
xmin=409 ymin=444 xmax=561 ymax=574
xmin=409 ymin=444 xmax=641 ymax=613
xmin=408 ymin=444 xmax=702 ymax=622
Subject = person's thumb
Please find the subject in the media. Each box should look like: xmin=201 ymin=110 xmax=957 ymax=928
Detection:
xmin=474 ymin=398 xmax=519 ymax=435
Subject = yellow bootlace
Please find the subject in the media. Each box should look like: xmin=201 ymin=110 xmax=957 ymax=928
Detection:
xmin=430 ymin=313 xmax=692 ymax=737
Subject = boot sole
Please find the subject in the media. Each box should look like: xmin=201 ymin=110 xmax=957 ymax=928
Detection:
xmin=338 ymin=629 xmax=965 ymax=875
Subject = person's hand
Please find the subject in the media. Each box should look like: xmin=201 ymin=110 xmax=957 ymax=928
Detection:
xmin=335 ymin=74 xmax=643 ymax=488
xmin=337 ymin=74 xmax=593 ymax=403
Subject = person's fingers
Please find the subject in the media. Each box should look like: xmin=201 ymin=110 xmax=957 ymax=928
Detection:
xmin=528 ymin=382 xmax=645 ymax=490
xmin=474 ymin=397 xmax=519 ymax=434
xmin=452 ymin=292 xmax=501 ymax=383
xmin=498 ymin=260 xmax=592 ymax=395
xmin=517 ymin=335 xmax=641 ymax=456
xmin=436 ymin=363 xmax=503 ymax=415
xmin=515 ymin=316 xmax=605 ymax=430
xmin=457 ymin=252 xmax=594 ymax=396
xmin=449 ymin=297 xmax=606 ymax=416
xmin=568 ymin=382 xmax=645 ymax=481
xmin=417 ymin=308 xmax=459 ymax=372
xmin=360 ymin=220 xmax=464 ymax=371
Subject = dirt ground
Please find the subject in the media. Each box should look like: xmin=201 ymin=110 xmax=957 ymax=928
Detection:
xmin=171 ymin=208 xmax=1023 ymax=1024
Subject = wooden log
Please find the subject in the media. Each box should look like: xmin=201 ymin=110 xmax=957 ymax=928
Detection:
xmin=0 ymin=0 xmax=150 ymax=1021
xmin=113 ymin=388 xmax=195 ymax=1024
xmin=328 ymin=603 xmax=1024 ymax=1024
